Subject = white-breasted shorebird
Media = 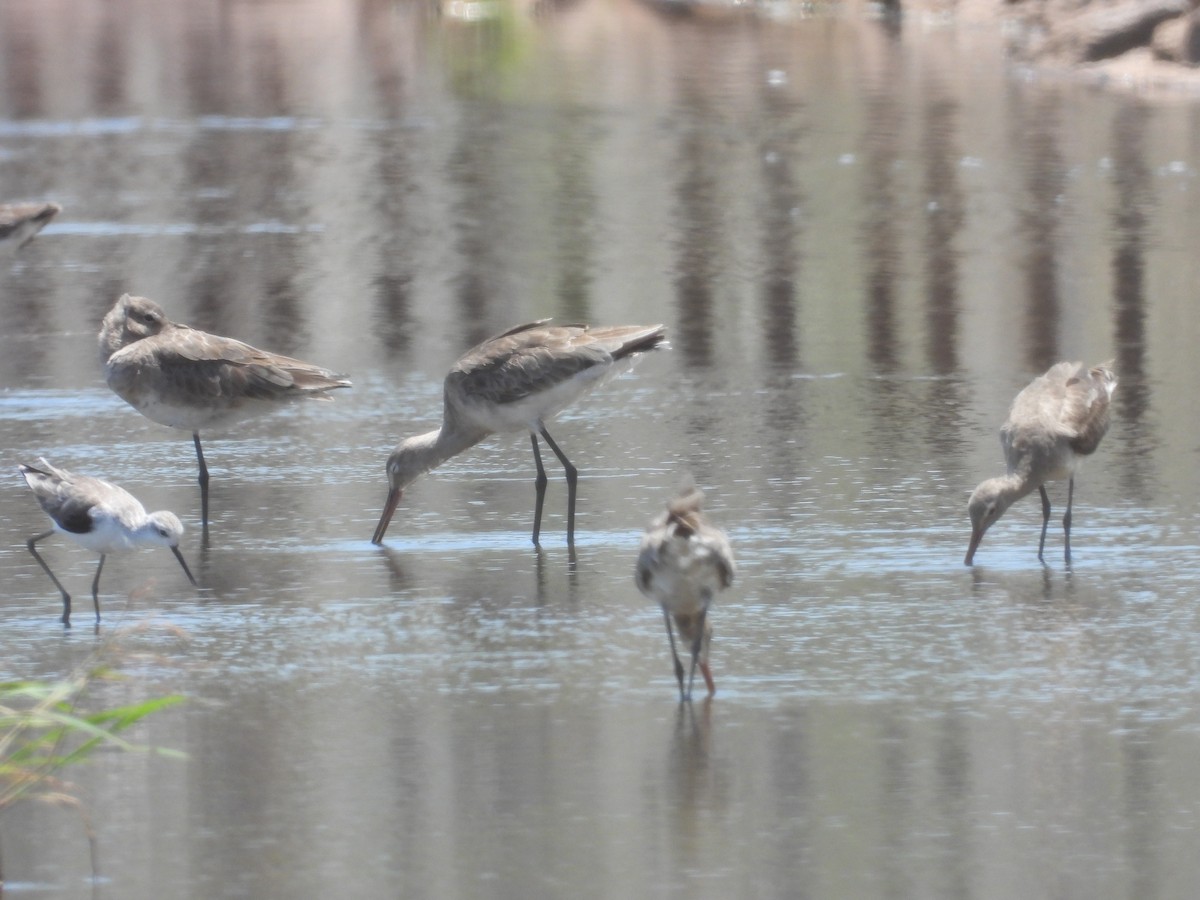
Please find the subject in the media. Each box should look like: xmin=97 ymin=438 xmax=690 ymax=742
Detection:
xmin=19 ymin=458 xmax=197 ymax=626
xmin=371 ymin=319 xmax=668 ymax=547
xmin=0 ymin=201 xmax=62 ymax=248
xmin=98 ymin=293 xmax=351 ymax=529
xmin=636 ymin=481 xmax=735 ymax=702
xmin=966 ymin=361 xmax=1117 ymax=566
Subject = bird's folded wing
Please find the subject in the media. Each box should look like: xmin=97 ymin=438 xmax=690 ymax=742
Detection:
xmin=451 ymin=340 xmax=609 ymax=407
xmin=108 ymin=328 xmax=345 ymax=402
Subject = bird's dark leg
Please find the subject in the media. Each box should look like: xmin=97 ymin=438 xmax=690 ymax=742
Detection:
xmin=1037 ymin=484 xmax=1052 ymax=564
xmin=1063 ymin=475 xmax=1075 ymax=565
xmin=539 ymin=427 xmax=578 ymax=546
xmin=687 ymin=608 xmax=708 ymax=703
xmin=662 ymin=607 xmax=687 ymax=702
xmin=90 ymin=555 xmax=106 ymax=622
xmin=530 ymin=434 xmax=548 ymax=546
xmin=193 ymin=432 xmax=210 ymax=530
xmin=27 ymin=530 xmax=71 ymax=626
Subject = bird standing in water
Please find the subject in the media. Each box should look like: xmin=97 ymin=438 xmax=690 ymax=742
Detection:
xmin=965 ymin=361 xmax=1116 ymax=566
xmin=99 ymin=293 xmax=351 ymax=530
xmin=636 ymin=481 xmax=735 ymax=702
xmin=371 ymin=319 xmax=668 ymax=547
xmin=19 ymin=459 xmax=197 ymax=627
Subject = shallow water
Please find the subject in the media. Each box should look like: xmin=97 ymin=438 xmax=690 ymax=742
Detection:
xmin=4 ymin=0 xmax=1200 ymax=897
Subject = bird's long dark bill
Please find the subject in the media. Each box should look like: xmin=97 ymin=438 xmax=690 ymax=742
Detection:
xmin=172 ymin=547 xmax=198 ymax=586
xmin=371 ymin=487 xmax=403 ymax=545
xmin=964 ymin=529 xmax=984 ymax=566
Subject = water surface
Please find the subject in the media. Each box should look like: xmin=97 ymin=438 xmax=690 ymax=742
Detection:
xmin=3 ymin=0 xmax=1200 ymax=897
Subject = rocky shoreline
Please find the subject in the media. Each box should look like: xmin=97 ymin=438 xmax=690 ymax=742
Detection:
xmin=959 ymin=0 xmax=1200 ymax=85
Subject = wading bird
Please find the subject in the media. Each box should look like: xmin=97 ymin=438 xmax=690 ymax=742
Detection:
xmin=99 ymin=293 xmax=351 ymax=529
xmin=636 ymin=481 xmax=735 ymax=702
xmin=19 ymin=458 xmax=197 ymax=626
xmin=965 ymin=361 xmax=1116 ymax=566
xmin=0 ymin=201 xmax=61 ymax=248
xmin=371 ymin=319 xmax=668 ymax=547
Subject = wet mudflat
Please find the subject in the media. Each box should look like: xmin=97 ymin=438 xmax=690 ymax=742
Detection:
xmin=3 ymin=0 xmax=1200 ymax=897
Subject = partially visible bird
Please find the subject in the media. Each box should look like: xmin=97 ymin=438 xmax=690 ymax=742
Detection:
xmin=965 ymin=361 xmax=1117 ymax=566
xmin=0 ymin=201 xmax=62 ymax=248
xmin=371 ymin=319 xmax=668 ymax=547
xmin=98 ymin=293 xmax=351 ymax=529
xmin=19 ymin=458 xmax=197 ymax=627
xmin=636 ymin=481 xmax=735 ymax=702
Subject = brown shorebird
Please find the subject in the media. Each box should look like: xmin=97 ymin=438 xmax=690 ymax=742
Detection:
xmin=965 ymin=361 xmax=1117 ymax=566
xmin=19 ymin=459 xmax=197 ymax=627
xmin=99 ymin=294 xmax=351 ymax=529
xmin=371 ymin=319 xmax=668 ymax=547
xmin=636 ymin=481 xmax=735 ymax=702
xmin=0 ymin=201 xmax=62 ymax=248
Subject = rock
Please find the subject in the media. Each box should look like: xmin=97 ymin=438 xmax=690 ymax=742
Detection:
xmin=1151 ymin=8 xmax=1200 ymax=62
xmin=1047 ymin=0 xmax=1190 ymax=61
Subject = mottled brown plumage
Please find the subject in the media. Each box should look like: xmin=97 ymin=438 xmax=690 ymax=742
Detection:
xmin=372 ymin=319 xmax=668 ymax=546
xmin=99 ymin=293 xmax=351 ymax=528
xmin=965 ymin=361 xmax=1116 ymax=566
xmin=636 ymin=481 xmax=735 ymax=701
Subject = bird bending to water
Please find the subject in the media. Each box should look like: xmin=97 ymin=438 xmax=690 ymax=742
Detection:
xmin=965 ymin=361 xmax=1116 ymax=566
xmin=19 ymin=459 xmax=197 ymax=627
xmin=0 ymin=201 xmax=62 ymax=248
xmin=99 ymin=293 xmax=351 ymax=529
xmin=371 ymin=319 xmax=668 ymax=547
xmin=636 ymin=481 xmax=735 ymax=702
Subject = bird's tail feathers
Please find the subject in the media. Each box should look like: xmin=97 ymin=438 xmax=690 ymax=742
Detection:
xmin=610 ymin=325 xmax=669 ymax=361
xmin=19 ymin=458 xmax=61 ymax=480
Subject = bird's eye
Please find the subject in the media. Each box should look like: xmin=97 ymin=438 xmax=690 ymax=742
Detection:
xmin=157 ymin=526 xmax=170 ymax=537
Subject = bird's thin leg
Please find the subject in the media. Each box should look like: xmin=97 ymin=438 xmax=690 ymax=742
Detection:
xmin=193 ymin=432 xmax=210 ymax=530
xmin=662 ymin=607 xmax=687 ymax=702
xmin=539 ymin=427 xmax=578 ymax=546
xmin=90 ymin=555 xmax=106 ymax=622
xmin=1037 ymin=485 xmax=1052 ymax=564
xmin=1063 ymin=475 xmax=1075 ymax=565
xmin=687 ymin=608 xmax=708 ymax=702
xmin=27 ymin=530 xmax=71 ymax=626
xmin=530 ymin=434 xmax=548 ymax=547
